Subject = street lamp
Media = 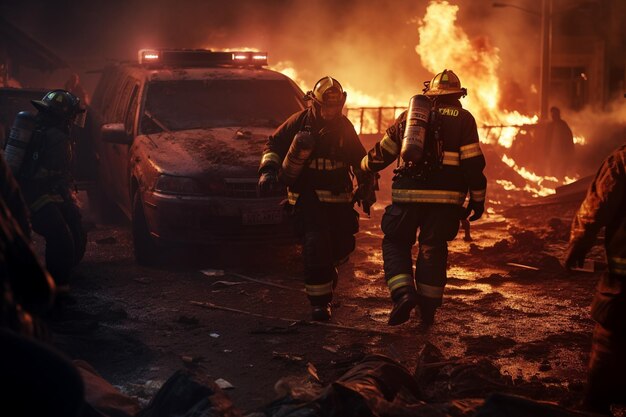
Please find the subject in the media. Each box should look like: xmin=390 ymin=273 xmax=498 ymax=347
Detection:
xmin=493 ymin=0 xmax=552 ymax=120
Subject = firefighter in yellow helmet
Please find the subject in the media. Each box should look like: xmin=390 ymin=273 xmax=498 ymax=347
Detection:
xmin=361 ymin=69 xmax=486 ymax=327
xmin=258 ymin=76 xmax=375 ymax=321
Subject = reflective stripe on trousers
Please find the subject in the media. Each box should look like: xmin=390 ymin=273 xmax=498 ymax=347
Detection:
xmin=391 ymin=189 xmax=466 ymax=204
xmin=288 ymin=190 xmax=353 ymax=205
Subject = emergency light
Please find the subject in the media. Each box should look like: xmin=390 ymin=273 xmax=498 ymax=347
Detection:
xmin=138 ymin=49 xmax=268 ymax=67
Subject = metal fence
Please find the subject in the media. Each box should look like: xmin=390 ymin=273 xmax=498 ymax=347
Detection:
xmin=345 ymin=107 xmax=405 ymax=135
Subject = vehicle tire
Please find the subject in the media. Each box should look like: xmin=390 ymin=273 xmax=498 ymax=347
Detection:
xmin=132 ymin=191 xmax=161 ymax=266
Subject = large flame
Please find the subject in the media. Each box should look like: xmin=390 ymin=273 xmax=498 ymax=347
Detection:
xmin=416 ymin=0 xmax=539 ymax=148
xmin=268 ymin=1 xmax=581 ymax=197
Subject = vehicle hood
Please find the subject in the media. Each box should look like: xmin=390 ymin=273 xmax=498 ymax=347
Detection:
xmin=140 ymin=127 xmax=275 ymax=177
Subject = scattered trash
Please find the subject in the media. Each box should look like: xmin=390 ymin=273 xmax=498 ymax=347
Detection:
xmin=209 ymin=332 xmax=220 ymax=338
xmin=181 ymin=355 xmax=204 ymax=364
xmin=223 ymin=349 xmax=232 ymax=353
xmin=95 ymin=236 xmax=117 ymax=245
xmin=201 ymin=269 xmax=225 ymax=277
xmin=273 ymin=351 xmax=304 ymax=362
xmin=306 ymin=362 xmax=321 ymax=384
xmin=506 ymin=262 xmax=540 ymax=271
xmin=322 ymin=346 xmax=338 ymax=354
xmin=214 ymin=378 xmax=235 ymax=390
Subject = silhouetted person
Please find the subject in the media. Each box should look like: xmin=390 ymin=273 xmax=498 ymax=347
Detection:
xmin=64 ymin=72 xmax=89 ymax=106
xmin=545 ymin=106 xmax=574 ymax=178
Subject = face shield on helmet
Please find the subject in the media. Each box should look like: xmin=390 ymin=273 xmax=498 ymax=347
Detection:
xmin=31 ymin=89 xmax=86 ymax=127
xmin=305 ymin=76 xmax=347 ymax=121
xmin=422 ymin=69 xmax=467 ymax=98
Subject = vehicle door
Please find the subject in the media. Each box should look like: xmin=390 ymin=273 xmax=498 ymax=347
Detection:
xmin=94 ymin=69 xmax=124 ymax=196
xmin=107 ymin=78 xmax=140 ymax=218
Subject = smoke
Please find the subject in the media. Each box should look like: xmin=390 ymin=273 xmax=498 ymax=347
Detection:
xmin=2 ymin=0 xmax=623 ymax=125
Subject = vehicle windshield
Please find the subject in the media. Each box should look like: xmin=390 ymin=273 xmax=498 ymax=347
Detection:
xmin=141 ymin=79 xmax=304 ymax=133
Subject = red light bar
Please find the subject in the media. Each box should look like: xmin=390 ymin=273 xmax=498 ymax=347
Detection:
xmin=231 ymin=51 xmax=268 ymax=66
xmin=138 ymin=49 xmax=268 ymax=67
xmin=139 ymin=49 xmax=160 ymax=64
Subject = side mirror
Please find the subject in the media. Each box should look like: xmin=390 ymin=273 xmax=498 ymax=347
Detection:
xmin=101 ymin=123 xmax=131 ymax=144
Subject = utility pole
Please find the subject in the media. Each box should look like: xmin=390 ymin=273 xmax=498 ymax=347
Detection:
xmin=539 ymin=0 xmax=552 ymax=120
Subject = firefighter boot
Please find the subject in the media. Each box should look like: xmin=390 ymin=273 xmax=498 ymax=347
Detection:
xmin=417 ymin=295 xmax=438 ymax=328
xmin=311 ymin=304 xmax=332 ymax=321
xmin=388 ymin=287 xmax=417 ymax=326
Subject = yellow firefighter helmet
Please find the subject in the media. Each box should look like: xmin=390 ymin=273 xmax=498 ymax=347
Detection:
xmin=423 ymin=69 xmax=467 ymax=97
xmin=307 ymin=76 xmax=347 ymax=106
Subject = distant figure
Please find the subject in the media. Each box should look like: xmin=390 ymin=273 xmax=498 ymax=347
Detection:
xmin=545 ymin=106 xmax=574 ymax=177
xmin=64 ymin=73 xmax=89 ymax=106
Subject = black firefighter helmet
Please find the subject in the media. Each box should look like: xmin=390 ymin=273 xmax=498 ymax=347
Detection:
xmin=31 ymin=89 xmax=85 ymax=121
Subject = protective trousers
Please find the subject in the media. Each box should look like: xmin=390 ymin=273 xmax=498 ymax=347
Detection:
xmin=30 ymin=200 xmax=86 ymax=286
xmin=295 ymin=190 xmax=359 ymax=306
xmin=584 ymin=276 xmax=626 ymax=415
xmin=381 ymin=203 xmax=461 ymax=312
xmin=585 ymin=322 xmax=626 ymax=413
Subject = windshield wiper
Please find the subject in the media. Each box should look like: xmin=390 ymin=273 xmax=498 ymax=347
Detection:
xmin=144 ymin=110 xmax=171 ymax=133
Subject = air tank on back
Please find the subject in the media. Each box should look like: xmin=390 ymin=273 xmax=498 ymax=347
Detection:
xmin=4 ymin=111 xmax=37 ymax=176
xmin=279 ymin=130 xmax=315 ymax=186
xmin=400 ymin=95 xmax=432 ymax=165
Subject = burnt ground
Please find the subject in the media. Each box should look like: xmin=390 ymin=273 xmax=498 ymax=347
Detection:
xmin=40 ymin=186 xmax=604 ymax=413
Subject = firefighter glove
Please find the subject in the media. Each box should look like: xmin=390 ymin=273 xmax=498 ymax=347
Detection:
xmin=565 ymin=240 xmax=587 ymax=271
xmin=464 ymin=200 xmax=484 ymax=222
xmin=258 ymin=170 xmax=278 ymax=196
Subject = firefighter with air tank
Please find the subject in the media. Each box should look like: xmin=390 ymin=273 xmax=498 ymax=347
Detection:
xmin=361 ymin=69 xmax=487 ymax=327
xmin=4 ymin=90 xmax=87 ymax=289
xmin=258 ymin=76 xmax=375 ymax=321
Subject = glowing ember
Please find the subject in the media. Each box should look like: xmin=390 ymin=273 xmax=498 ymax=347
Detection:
xmin=496 ymin=179 xmax=517 ymax=191
xmin=501 ymin=154 xmax=565 ymax=197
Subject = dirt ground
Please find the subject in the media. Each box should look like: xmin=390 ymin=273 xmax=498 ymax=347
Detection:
xmin=43 ymin=178 xmax=603 ymax=413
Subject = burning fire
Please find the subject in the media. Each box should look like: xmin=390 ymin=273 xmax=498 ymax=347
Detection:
xmin=501 ymin=154 xmax=560 ymax=197
xmin=416 ymin=0 xmax=540 ymax=148
xmin=268 ymin=1 xmax=581 ymax=197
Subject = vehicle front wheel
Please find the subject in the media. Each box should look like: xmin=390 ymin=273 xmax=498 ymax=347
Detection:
xmin=132 ymin=191 xmax=161 ymax=266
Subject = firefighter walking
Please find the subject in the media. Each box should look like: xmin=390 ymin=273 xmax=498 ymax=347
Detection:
xmin=565 ymin=144 xmax=626 ymax=413
xmin=5 ymin=90 xmax=87 ymax=288
xmin=258 ymin=76 xmax=373 ymax=321
xmin=361 ymin=70 xmax=486 ymax=327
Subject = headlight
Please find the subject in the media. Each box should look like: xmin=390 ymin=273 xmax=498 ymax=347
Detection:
xmin=154 ymin=174 xmax=202 ymax=195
